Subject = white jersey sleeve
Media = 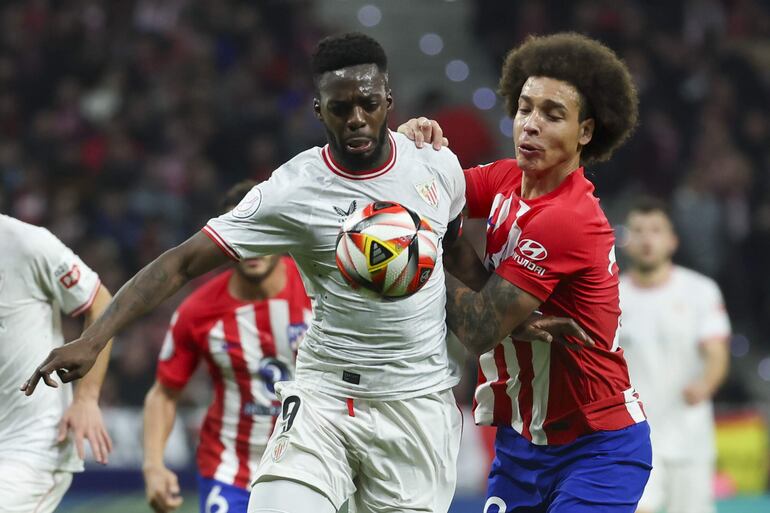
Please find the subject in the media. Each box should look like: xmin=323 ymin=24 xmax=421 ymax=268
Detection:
xmin=29 ymin=226 xmax=100 ymax=317
xmin=203 ymin=167 xmax=308 ymax=259
xmin=695 ymin=278 xmax=731 ymax=341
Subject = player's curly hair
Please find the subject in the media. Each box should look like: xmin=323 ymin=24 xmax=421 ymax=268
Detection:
xmin=499 ymin=32 xmax=639 ymax=164
xmin=311 ymin=32 xmax=388 ymax=80
xmin=221 ymin=179 xmax=258 ymax=212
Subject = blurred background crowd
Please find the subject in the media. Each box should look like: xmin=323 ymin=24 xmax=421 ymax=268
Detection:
xmin=1 ymin=0 xmax=769 ymax=506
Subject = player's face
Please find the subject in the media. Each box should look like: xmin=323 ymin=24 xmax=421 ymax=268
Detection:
xmin=315 ymin=64 xmax=393 ymax=171
xmin=624 ymin=211 xmax=678 ymax=271
xmin=513 ymin=76 xmax=594 ymax=175
xmin=236 ymin=255 xmax=282 ymax=283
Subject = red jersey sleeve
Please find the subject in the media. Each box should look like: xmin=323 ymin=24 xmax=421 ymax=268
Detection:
xmin=156 ymin=307 xmax=201 ymax=390
xmin=495 ymin=206 xmax=591 ymax=301
xmin=463 ymin=159 xmax=517 ymax=219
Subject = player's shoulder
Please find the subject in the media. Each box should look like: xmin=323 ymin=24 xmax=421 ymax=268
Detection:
xmin=673 ymin=265 xmax=722 ymax=293
xmin=0 ymin=215 xmax=63 ymax=260
xmin=392 ymin=131 xmax=462 ymax=171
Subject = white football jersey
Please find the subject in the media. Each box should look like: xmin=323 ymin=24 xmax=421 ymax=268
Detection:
xmin=619 ymin=266 xmax=730 ymax=460
xmin=205 ymin=131 xmax=466 ymax=400
xmin=0 ymin=215 xmax=101 ymax=471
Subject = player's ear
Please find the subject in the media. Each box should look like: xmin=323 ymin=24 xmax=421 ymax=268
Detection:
xmin=313 ymin=98 xmax=322 ymax=121
xmin=579 ymin=118 xmax=594 ymax=147
xmin=386 ymin=90 xmax=393 ymax=112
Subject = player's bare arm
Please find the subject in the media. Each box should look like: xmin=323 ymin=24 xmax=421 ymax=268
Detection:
xmin=683 ymin=336 xmax=729 ymax=405
xmin=22 ymin=232 xmax=230 ymax=395
xmin=445 ymin=272 xmax=543 ymax=355
xmin=58 ymin=283 xmax=114 ymax=465
xmin=143 ymin=382 xmax=184 ymax=513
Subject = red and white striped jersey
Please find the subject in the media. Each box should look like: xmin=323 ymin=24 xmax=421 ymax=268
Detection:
xmin=156 ymin=258 xmax=311 ymax=488
xmin=464 ymin=160 xmax=644 ymax=446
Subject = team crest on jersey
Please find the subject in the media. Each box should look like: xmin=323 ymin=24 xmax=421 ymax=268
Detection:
xmin=415 ymin=179 xmax=439 ymax=208
xmin=58 ymin=264 xmax=81 ymax=289
xmin=333 ymin=200 xmax=357 ymax=218
xmin=232 ymin=187 xmax=263 ymax=219
xmin=272 ymin=435 xmax=290 ymax=462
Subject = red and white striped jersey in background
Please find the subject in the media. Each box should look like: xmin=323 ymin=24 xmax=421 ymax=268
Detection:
xmin=156 ymin=258 xmax=311 ymax=489
xmin=464 ymin=160 xmax=645 ymax=446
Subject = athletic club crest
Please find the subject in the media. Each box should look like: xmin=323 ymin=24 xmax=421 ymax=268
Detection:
xmin=415 ymin=179 xmax=439 ymax=208
xmin=272 ymin=435 xmax=290 ymax=462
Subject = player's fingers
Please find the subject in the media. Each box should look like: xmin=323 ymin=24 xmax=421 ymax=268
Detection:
xmin=528 ymin=328 xmax=553 ymax=343
xmin=102 ymin=428 xmax=114 ymax=454
xmin=56 ymin=417 xmax=69 ymax=443
xmin=430 ymin=121 xmax=444 ymax=150
xmin=397 ymin=122 xmax=415 ymax=140
xmin=167 ymin=495 xmax=183 ymax=509
xmin=57 ymin=367 xmax=83 ymax=383
xmin=149 ymin=498 xmax=167 ymax=513
xmin=74 ymin=430 xmax=86 ymax=460
xmin=88 ymin=429 xmax=105 ymax=464
xmin=567 ymin=319 xmax=595 ymax=347
xmin=168 ymin=473 xmax=181 ymax=496
xmin=442 ymin=136 xmax=449 ymax=147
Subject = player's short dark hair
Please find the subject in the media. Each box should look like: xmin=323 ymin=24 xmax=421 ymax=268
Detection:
xmin=499 ymin=32 xmax=639 ymax=164
xmin=221 ymin=179 xmax=258 ymax=213
xmin=627 ymin=196 xmax=672 ymax=221
xmin=311 ymin=32 xmax=388 ymax=83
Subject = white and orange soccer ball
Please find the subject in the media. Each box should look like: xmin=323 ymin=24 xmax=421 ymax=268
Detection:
xmin=335 ymin=201 xmax=439 ymax=299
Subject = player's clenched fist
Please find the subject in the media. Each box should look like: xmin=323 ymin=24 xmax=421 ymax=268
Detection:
xmin=21 ymin=337 xmax=104 ymax=395
xmin=144 ymin=464 xmax=184 ymax=513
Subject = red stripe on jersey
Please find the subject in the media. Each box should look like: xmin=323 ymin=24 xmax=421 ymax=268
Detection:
xmin=514 ymin=340 xmax=535 ymax=440
xmin=198 ymin=358 xmax=226 ymax=479
xmin=256 ymin=302 xmax=277 ymax=358
xmin=490 ymin=345 xmax=512 ymax=426
xmin=202 ymin=225 xmax=240 ymax=261
xmin=222 ymin=313 xmax=255 ymax=489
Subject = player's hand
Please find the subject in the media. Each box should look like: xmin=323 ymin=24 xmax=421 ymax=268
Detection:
xmin=512 ymin=315 xmax=595 ymax=349
xmin=20 ymin=337 xmax=104 ymax=395
xmin=144 ymin=464 xmax=184 ymax=513
xmin=683 ymin=379 xmax=711 ymax=405
xmin=397 ymin=117 xmax=449 ymax=150
xmin=58 ymin=398 xmax=113 ymax=465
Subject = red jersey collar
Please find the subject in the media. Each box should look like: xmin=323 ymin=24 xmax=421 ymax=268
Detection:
xmin=321 ymin=131 xmax=397 ymax=180
xmin=515 ymin=166 xmax=590 ymax=205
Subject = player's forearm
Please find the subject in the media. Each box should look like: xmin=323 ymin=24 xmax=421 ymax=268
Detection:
xmin=143 ymin=383 xmax=179 ymax=469
xmin=445 ymin=273 xmax=538 ymax=355
xmin=80 ymin=235 xmax=223 ymax=350
xmin=443 ymin=236 xmax=491 ymax=292
xmin=701 ymin=337 xmax=729 ymax=396
xmin=74 ymin=285 xmax=114 ymax=402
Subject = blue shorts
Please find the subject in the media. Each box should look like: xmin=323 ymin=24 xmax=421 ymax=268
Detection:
xmin=485 ymin=421 xmax=652 ymax=513
xmin=198 ymin=475 xmax=250 ymax=513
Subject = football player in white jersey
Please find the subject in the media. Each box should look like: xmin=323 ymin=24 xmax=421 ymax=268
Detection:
xmin=1 ymin=215 xmax=113 ymax=513
xmin=618 ymin=198 xmax=730 ymax=513
xmin=22 ymin=33 xmax=582 ymax=513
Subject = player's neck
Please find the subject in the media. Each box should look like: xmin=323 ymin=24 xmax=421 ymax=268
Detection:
xmin=630 ymin=262 xmax=673 ymax=288
xmin=228 ymin=261 xmax=287 ymax=301
xmin=520 ymin=156 xmax=580 ymax=200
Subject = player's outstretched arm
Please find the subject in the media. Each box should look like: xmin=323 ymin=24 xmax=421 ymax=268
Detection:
xmin=397 ymin=117 xmax=448 ymax=150
xmin=58 ymin=283 xmax=114 ymax=465
xmin=143 ymin=382 xmax=184 ymax=513
xmin=22 ymin=232 xmax=230 ymax=395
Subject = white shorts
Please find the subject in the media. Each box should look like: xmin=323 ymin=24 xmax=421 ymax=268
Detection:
xmin=638 ymin=455 xmax=714 ymax=513
xmin=0 ymin=458 xmax=73 ymax=513
xmin=252 ymin=381 xmax=463 ymax=513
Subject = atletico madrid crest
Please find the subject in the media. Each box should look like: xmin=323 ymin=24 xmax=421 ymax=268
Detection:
xmin=415 ymin=179 xmax=439 ymax=208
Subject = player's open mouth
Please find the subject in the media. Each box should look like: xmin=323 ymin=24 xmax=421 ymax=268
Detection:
xmin=518 ymin=143 xmax=543 ymax=158
xmin=345 ymin=138 xmax=375 ymax=154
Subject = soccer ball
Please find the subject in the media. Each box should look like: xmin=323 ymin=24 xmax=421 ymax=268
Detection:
xmin=335 ymin=201 xmax=439 ymax=299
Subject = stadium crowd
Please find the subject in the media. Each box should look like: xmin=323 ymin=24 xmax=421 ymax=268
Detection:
xmin=1 ymin=0 xmax=769 ymax=412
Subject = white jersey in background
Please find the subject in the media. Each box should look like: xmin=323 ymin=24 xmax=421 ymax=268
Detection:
xmin=204 ymin=131 xmax=466 ymax=400
xmin=619 ymin=265 xmax=731 ymax=461
xmin=0 ymin=215 xmax=101 ymax=472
